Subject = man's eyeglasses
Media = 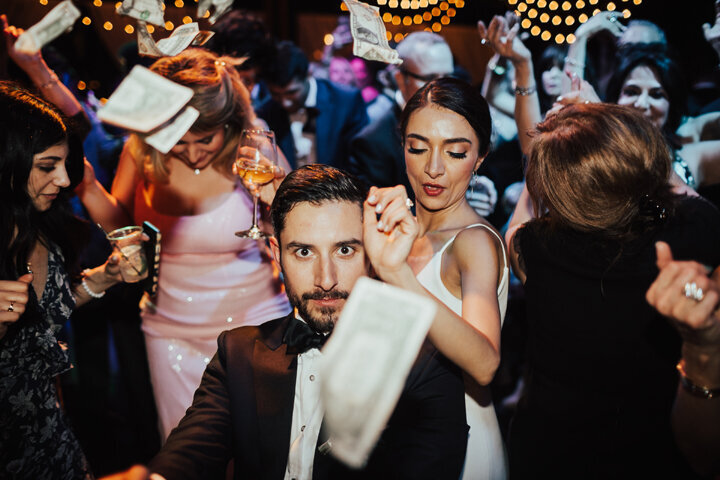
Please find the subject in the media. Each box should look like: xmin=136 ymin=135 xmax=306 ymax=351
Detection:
xmin=400 ymin=68 xmax=452 ymax=83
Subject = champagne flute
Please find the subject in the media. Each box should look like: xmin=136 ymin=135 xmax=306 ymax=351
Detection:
xmin=235 ymin=129 xmax=277 ymax=239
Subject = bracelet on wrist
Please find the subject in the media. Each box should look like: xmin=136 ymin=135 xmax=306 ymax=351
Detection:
xmin=514 ymin=84 xmax=537 ymax=96
xmin=81 ymin=270 xmax=106 ymax=299
xmin=677 ymin=360 xmax=720 ymax=399
xmin=37 ymin=72 xmax=59 ymax=90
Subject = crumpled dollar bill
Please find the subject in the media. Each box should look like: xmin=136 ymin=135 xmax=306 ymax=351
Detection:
xmin=116 ymin=0 xmax=164 ymax=27
xmin=15 ymin=0 xmax=80 ymax=53
xmin=137 ymin=21 xmax=214 ymax=58
xmin=343 ymin=0 xmax=402 ymax=65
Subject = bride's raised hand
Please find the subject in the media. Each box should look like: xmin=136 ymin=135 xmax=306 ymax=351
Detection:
xmin=363 ymin=186 xmax=418 ymax=279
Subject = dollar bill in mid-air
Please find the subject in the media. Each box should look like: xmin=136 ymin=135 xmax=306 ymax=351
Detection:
xmin=15 ymin=0 xmax=80 ymax=54
xmin=320 ymin=277 xmax=436 ymax=468
xmin=343 ymin=0 xmax=402 ymax=65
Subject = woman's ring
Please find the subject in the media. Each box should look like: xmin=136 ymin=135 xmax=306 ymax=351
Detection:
xmin=608 ymin=15 xmax=617 ymax=22
xmin=684 ymin=282 xmax=704 ymax=302
xmin=7 ymin=301 xmax=14 ymax=313
xmin=405 ymin=198 xmax=414 ymax=210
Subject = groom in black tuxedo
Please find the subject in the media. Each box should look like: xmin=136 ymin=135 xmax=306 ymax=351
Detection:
xmin=147 ymin=165 xmax=468 ymax=480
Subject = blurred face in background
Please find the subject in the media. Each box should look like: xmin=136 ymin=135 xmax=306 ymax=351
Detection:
xmin=396 ymin=42 xmax=454 ymax=104
xmin=269 ymin=77 xmax=309 ymax=114
xmin=542 ymin=64 xmax=564 ymax=98
xmin=329 ymin=57 xmax=357 ymax=87
xmin=350 ymin=57 xmax=370 ymax=88
xmin=616 ymin=65 xmax=670 ymax=130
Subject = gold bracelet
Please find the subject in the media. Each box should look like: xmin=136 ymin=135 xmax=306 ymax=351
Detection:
xmin=37 ymin=72 xmax=59 ymax=89
xmin=677 ymin=361 xmax=720 ymax=399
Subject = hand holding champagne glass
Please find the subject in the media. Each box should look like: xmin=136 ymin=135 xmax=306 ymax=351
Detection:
xmin=235 ymin=129 xmax=277 ymax=239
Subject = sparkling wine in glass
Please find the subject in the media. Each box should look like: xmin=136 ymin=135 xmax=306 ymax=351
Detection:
xmin=235 ymin=129 xmax=277 ymax=239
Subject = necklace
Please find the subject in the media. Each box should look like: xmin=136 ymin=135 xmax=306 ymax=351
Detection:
xmin=194 ymin=168 xmax=200 ymax=175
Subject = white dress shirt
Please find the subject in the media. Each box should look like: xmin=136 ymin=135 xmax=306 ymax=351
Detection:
xmin=284 ymin=340 xmax=325 ymax=480
xmin=289 ymin=77 xmax=318 ymax=167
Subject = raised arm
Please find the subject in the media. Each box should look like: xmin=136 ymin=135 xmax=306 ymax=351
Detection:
xmin=505 ymin=183 xmax=533 ymax=284
xmin=75 ymin=140 xmax=137 ymax=231
xmin=364 ymin=186 xmax=501 ymax=385
xmin=646 ymin=242 xmax=720 ymax=476
xmin=2 ymin=14 xmax=84 ymax=118
xmin=564 ymin=11 xmax=626 ymax=80
xmin=478 ymin=15 xmax=541 ymax=157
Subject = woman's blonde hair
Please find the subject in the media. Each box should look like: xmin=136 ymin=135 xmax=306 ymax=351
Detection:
xmin=131 ymin=48 xmax=254 ymax=183
xmin=526 ymin=103 xmax=674 ymax=238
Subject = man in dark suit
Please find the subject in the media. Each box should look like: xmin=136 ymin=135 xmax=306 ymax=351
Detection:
xmin=144 ymin=165 xmax=468 ymax=480
xmin=256 ymin=42 xmax=369 ymax=170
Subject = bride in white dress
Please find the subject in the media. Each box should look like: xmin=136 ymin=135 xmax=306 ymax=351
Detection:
xmin=364 ymin=77 xmax=508 ymax=479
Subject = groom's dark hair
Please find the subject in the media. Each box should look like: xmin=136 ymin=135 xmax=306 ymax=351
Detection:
xmin=270 ymin=164 xmax=367 ymax=240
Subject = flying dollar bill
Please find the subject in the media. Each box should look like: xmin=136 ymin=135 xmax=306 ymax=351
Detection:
xmin=116 ymin=0 xmax=164 ymax=27
xmin=145 ymin=106 xmax=200 ymax=154
xmin=343 ymin=0 xmax=402 ymax=65
xmin=320 ymin=277 xmax=436 ymax=468
xmin=137 ymin=21 xmax=215 ymax=58
xmin=97 ymin=65 xmax=194 ymax=133
xmin=14 ymin=0 xmax=80 ymax=54
xmin=197 ymin=0 xmax=233 ymax=24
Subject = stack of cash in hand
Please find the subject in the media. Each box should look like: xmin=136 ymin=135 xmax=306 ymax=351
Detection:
xmin=14 ymin=0 xmax=80 ymax=54
xmin=343 ymin=0 xmax=403 ymax=65
xmin=98 ymin=66 xmax=198 ymax=154
xmin=320 ymin=277 xmax=436 ymax=468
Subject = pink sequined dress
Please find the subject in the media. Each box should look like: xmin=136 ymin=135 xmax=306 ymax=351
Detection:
xmin=134 ymin=181 xmax=291 ymax=439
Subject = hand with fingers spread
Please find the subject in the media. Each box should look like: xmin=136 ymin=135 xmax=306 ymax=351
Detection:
xmin=575 ymin=10 xmax=626 ymax=39
xmin=363 ymin=186 xmax=419 ymax=279
xmin=0 ymin=273 xmax=33 ymax=340
xmin=477 ymin=15 xmax=531 ymax=66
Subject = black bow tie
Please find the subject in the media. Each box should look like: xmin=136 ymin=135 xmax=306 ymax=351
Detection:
xmin=283 ymin=317 xmax=328 ymax=354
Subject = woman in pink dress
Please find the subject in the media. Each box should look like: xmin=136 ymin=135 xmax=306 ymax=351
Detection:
xmin=77 ymin=49 xmax=291 ymax=439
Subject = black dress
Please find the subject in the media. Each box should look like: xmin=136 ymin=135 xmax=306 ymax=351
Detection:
xmin=509 ymin=196 xmax=720 ymax=479
xmin=0 ymin=248 xmax=93 ymax=480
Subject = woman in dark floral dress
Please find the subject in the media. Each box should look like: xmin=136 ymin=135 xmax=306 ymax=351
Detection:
xmin=0 ymin=83 xmax=130 ymax=479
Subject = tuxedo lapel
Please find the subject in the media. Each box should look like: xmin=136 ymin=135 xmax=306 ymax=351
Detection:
xmin=253 ymin=315 xmax=297 ymax=479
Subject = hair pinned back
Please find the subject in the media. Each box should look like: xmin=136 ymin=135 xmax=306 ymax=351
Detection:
xmin=526 ymin=102 xmax=674 ymax=239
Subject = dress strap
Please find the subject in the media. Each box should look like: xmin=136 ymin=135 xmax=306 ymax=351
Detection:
xmin=456 ymin=223 xmax=508 ymax=272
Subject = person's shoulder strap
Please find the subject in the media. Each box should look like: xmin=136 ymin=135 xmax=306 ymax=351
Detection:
xmin=459 ymin=223 xmax=508 ymax=271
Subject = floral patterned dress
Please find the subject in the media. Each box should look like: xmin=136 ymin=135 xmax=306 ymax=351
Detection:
xmin=0 ymin=248 xmax=93 ymax=479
